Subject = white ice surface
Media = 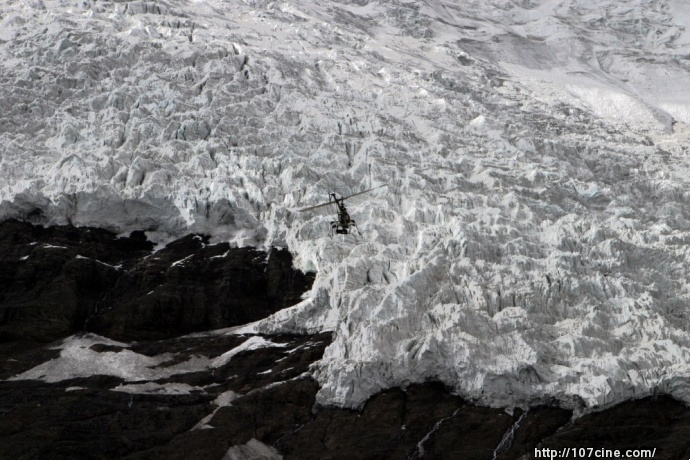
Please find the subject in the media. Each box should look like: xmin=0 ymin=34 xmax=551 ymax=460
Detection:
xmin=3 ymin=0 xmax=690 ymax=411
xmin=222 ymin=438 xmax=283 ymax=460
xmin=211 ymin=336 xmax=288 ymax=368
xmin=112 ymin=382 xmax=199 ymax=395
xmin=8 ymin=334 xmax=209 ymax=383
xmin=8 ymin=334 xmax=283 ymax=385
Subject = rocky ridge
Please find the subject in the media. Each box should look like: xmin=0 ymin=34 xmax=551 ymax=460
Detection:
xmin=0 ymin=219 xmax=314 ymax=344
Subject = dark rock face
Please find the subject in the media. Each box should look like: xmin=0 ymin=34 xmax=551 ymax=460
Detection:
xmin=539 ymin=396 xmax=690 ymax=459
xmin=0 ymin=332 xmax=333 ymax=460
xmin=0 ymin=220 xmax=153 ymax=344
xmin=87 ymin=234 xmax=314 ymax=341
xmin=0 ymin=220 xmax=315 ymax=343
xmin=0 ymin=377 xmax=210 ymax=460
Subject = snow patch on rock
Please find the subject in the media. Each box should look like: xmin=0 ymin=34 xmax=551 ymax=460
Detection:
xmin=222 ymin=438 xmax=282 ymax=460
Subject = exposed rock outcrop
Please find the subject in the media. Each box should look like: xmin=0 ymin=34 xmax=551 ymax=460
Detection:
xmin=0 ymin=220 xmax=315 ymax=344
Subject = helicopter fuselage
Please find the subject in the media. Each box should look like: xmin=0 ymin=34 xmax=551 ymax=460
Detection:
xmin=330 ymin=194 xmax=356 ymax=235
xmin=299 ymin=187 xmax=384 ymax=237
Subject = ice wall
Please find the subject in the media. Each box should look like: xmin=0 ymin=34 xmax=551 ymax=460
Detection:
xmin=3 ymin=0 xmax=690 ymax=410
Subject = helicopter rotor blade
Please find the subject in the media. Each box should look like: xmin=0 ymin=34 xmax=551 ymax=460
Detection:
xmin=298 ymin=184 xmax=386 ymax=212
xmin=298 ymin=200 xmax=336 ymax=213
xmin=342 ymin=184 xmax=387 ymax=201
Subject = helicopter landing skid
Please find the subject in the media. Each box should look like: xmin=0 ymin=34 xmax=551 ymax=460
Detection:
xmin=329 ymin=220 xmax=358 ymax=238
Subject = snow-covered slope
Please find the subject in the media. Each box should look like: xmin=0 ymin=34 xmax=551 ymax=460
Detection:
xmin=3 ymin=0 xmax=690 ymax=411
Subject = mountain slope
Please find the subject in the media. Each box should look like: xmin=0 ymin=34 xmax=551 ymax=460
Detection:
xmin=3 ymin=0 xmax=690 ymax=411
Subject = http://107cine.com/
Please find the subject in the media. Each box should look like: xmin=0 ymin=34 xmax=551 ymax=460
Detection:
xmin=534 ymin=447 xmax=657 ymax=459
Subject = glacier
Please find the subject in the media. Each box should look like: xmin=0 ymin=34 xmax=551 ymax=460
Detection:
xmin=3 ymin=0 xmax=690 ymax=412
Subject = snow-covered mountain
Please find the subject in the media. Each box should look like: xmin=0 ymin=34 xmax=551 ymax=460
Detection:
xmin=3 ymin=0 xmax=690 ymax=412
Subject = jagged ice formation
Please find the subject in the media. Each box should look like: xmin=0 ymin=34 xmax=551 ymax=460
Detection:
xmin=3 ymin=0 xmax=690 ymax=411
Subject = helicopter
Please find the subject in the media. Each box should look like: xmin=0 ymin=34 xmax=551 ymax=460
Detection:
xmin=298 ymin=185 xmax=384 ymax=237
